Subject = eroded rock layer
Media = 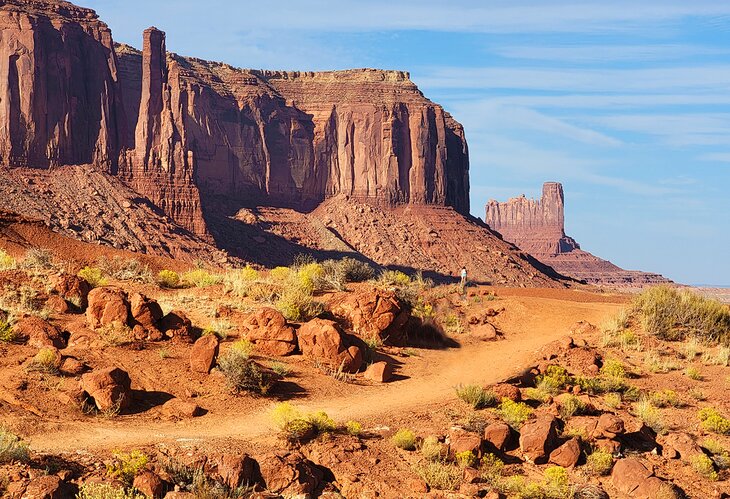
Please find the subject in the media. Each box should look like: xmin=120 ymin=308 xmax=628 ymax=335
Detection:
xmin=486 ymin=183 xmax=672 ymax=285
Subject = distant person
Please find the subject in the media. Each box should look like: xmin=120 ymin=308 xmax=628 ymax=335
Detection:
xmin=460 ymin=266 xmax=467 ymax=292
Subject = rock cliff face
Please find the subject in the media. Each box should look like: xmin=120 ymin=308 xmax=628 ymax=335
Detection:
xmin=115 ymin=29 xmax=470 ymax=236
xmin=486 ymin=183 xmax=672 ymax=285
xmin=0 ymin=0 xmax=125 ymax=169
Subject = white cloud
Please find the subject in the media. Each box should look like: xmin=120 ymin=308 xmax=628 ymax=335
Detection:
xmin=698 ymin=152 xmax=730 ymax=162
xmin=491 ymin=44 xmax=730 ymax=63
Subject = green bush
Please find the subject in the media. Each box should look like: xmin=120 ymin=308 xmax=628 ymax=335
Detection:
xmin=275 ymin=285 xmax=324 ymax=322
xmin=586 ymin=449 xmax=614 ymax=475
xmin=413 ymin=460 xmax=461 ymax=491
xmin=269 ymin=403 xmax=336 ymax=442
xmin=650 ymin=389 xmax=683 ymax=408
xmin=218 ymin=348 xmax=276 ymax=395
xmin=698 ymin=407 xmax=730 ymax=434
xmin=455 ymin=384 xmax=498 ymax=409
xmin=685 ymin=366 xmax=703 ymax=380
xmin=455 ymin=450 xmax=478 ymax=468
xmin=536 ymin=365 xmax=571 ymax=395
xmin=76 ymin=483 xmax=144 ymax=499
xmin=106 ymin=450 xmax=148 ymax=486
xmin=603 ymin=392 xmax=622 ymax=409
xmin=600 ymin=359 xmax=627 ymax=379
xmin=391 ymin=428 xmax=418 ymax=450
xmin=78 ymin=266 xmax=107 ymax=288
xmin=0 ymin=427 xmax=29 ymax=463
xmin=158 ymin=269 xmax=180 ymax=288
xmin=378 ymin=270 xmax=412 ymax=287
xmin=346 ymin=420 xmax=363 ymax=436
xmin=633 ymin=286 xmax=730 ymax=344
xmin=691 ymin=453 xmax=719 ymax=481
xmin=498 ymin=399 xmax=534 ymax=428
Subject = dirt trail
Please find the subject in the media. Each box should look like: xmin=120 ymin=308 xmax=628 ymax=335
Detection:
xmin=29 ymin=293 xmax=624 ymax=454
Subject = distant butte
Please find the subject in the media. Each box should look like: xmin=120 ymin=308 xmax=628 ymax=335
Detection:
xmin=485 ymin=182 xmax=673 ymax=286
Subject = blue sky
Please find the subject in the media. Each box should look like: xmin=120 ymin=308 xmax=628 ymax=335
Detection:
xmin=86 ymin=0 xmax=730 ymax=285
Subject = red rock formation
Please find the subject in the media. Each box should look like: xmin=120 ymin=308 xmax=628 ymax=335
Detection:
xmin=486 ymin=182 xmax=672 ymax=285
xmin=0 ymin=0 xmax=126 ymax=169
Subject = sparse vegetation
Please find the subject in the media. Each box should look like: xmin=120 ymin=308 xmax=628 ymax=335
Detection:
xmin=455 ymin=450 xmax=478 ymax=468
xmin=413 ymin=460 xmax=461 ymax=491
xmin=685 ymin=366 xmax=703 ymax=380
xmin=0 ymin=319 xmax=16 ymax=343
xmin=345 ymin=420 xmax=363 ymax=436
xmin=536 ymin=365 xmax=571 ymax=396
xmin=643 ymin=350 xmax=681 ymax=373
xmin=181 ymin=269 xmax=222 ymax=288
xmin=420 ymin=436 xmax=446 ymax=461
xmin=391 ymin=428 xmax=418 ymax=450
xmin=27 ymin=347 xmax=60 ymax=374
xmin=455 ymin=384 xmax=498 ymax=409
xmin=218 ymin=344 xmax=277 ymax=395
xmin=558 ymin=395 xmax=587 ymax=419
xmin=78 ymin=266 xmax=107 ymax=288
xmin=440 ymin=313 xmax=465 ymax=335
xmin=480 ymin=453 xmax=505 ymax=484
xmin=586 ymin=449 xmax=614 ymax=475
xmin=650 ymin=389 xmax=683 ymax=408
xmin=603 ymin=392 xmax=622 ymax=409
xmin=634 ymin=398 xmax=665 ymax=434
xmin=690 ymin=453 xmax=719 ymax=481
xmin=106 ymin=450 xmax=149 ymax=486
xmin=269 ymin=403 xmax=336 ymax=442
xmin=0 ymin=427 xmax=30 ymax=464
xmin=76 ymin=483 xmax=144 ymax=499
xmin=157 ymin=269 xmax=180 ymax=288
xmin=0 ymin=249 xmax=15 ymax=270
xmin=97 ymin=256 xmax=153 ymax=283
xmin=633 ymin=286 xmax=730 ymax=345
xmin=97 ymin=322 xmax=133 ymax=347
xmin=498 ymin=399 xmax=534 ymax=428
xmin=698 ymin=407 xmax=730 ymax=434
xmin=702 ymin=345 xmax=730 ymax=366
xmin=22 ymin=248 xmax=54 ymax=270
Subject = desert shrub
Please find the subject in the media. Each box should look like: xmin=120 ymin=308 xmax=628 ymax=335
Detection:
xmin=0 ymin=320 xmax=16 ymax=343
xmin=603 ymin=392 xmax=622 ymax=409
xmin=455 ymin=450 xmax=478 ymax=468
xmin=218 ymin=347 xmax=276 ymax=395
xmin=0 ymin=427 xmax=29 ymax=464
xmin=586 ymin=449 xmax=614 ymax=475
xmin=691 ymin=453 xmax=719 ymax=481
xmin=28 ymin=348 xmax=60 ymax=374
xmin=270 ymin=362 xmax=291 ymax=377
xmin=643 ymin=350 xmax=681 ymax=373
xmin=269 ymin=266 xmax=291 ymax=282
xmin=295 ymin=262 xmax=324 ymax=293
xmin=650 ymin=389 xmax=683 ymax=408
xmin=455 ymin=384 xmax=498 ymax=409
xmin=339 ymin=257 xmax=375 ymax=282
xmin=698 ymin=407 xmax=730 ymax=434
xmin=269 ymin=403 xmax=335 ymax=442
xmin=413 ymin=460 xmax=461 ymax=491
xmin=535 ymin=365 xmax=571 ymax=396
xmin=97 ymin=256 xmax=153 ymax=283
xmin=391 ymin=428 xmax=418 ymax=450
xmin=685 ymin=366 xmax=703 ymax=380
xmin=158 ymin=269 xmax=180 ymax=288
xmin=499 ymin=476 xmax=545 ymax=498
xmin=600 ymin=359 xmax=627 ymax=379
xmin=480 ymin=454 xmax=505 ymax=484
xmin=601 ymin=308 xmax=631 ymax=336
xmin=181 ymin=269 xmax=222 ymax=288
xmin=543 ymin=466 xmax=571 ymax=498
xmin=634 ymin=398 xmax=665 ymax=433
xmin=703 ymin=345 xmax=730 ymax=366
xmin=78 ymin=266 xmax=107 ymax=288
xmin=573 ymin=375 xmax=606 ymax=395
xmin=76 ymin=483 xmax=144 ymax=499
xmin=345 ymin=420 xmax=363 ymax=436
xmin=633 ymin=286 xmax=730 ymax=344
xmin=498 ymin=399 xmax=534 ymax=428
xmin=317 ymin=258 xmax=375 ymax=291
xmin=106 ymin=450 xmax=148 ymax=486
xmin=98 ymin=322 xmax=133 ymax=347
xmin=561 ymin=426 xmax=588 ymax=440
xmin=523 ymin=387 xmax=552 ymax=404
xmin=0 ymin=250 xmax=15 ymax=270
xmin=685 ymin=338 xmax=703 ymax=359
xmin=558 ymin=395 xmax=587 ymax=419
xmin=379 ymin=270 xmax=412 ymax=287
xmin=275 ymin=285 xmax=324 ymax=322
xmin=308 ymin=411 xmax=336 ymax=433
xmin=420 ymin=436 xmax=446 ymax=461
xmin=22 ymin=248 xmax=54 ymax=270
xmin=440 ymin=313 xmax=465 ymax=335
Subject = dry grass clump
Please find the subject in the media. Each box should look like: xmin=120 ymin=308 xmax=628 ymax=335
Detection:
xmin=106 ymin=450 xmax=149 ymax=486
xmin=76 ymin=483 xmax=144 ymax=499
xmin=702 ymin=345 xmax=730 ymax=366
xmin=317 ymin=257 xmax=376 ymax=290
xmin=498 ymin=465 xmax=572 ymax=499
xmin=420 ymin=436 xmax=447 ymax=461
xmin=181 ymin=269 xmax=223 ymax=288
xmin=634 ymin=398 xmax=665 ymax=434
xmin=633 ymin=286 xmax=730 ymax=344
xmin=498 ymin=399 xmax=534 ymax=428
xmin=603 ymin=392 xmax=622 ymax=409
xmin=345 ymin=420 xmax=363 ymax=436
xmin=218 ymin=343 xmax=277 ymax=395
xmin=698 ymin=407 xmax=730 ymax=435
xmin=21 ymin=248 xmax=55 ymax=271
xmin=536 ymin=365 xmax=571 ymax=396
xmin=157 ymin=269 xmax=180 ymax=288
xmin=0 ymin=427 xmax=30 ymax=464
xmin=97 ymin=256 xmax=153 ymax=283
xmin=377 ymin=269 xmax=433 ymax=306
xmin=455 ymin=384 xmax=498 ymax=409
xmin=0 ymin=249 xmax=15 ymax=270
xmin=586 ymin=448 xmax=614 ymax=475
xmin=440 ymin=313 xmax=465 ymax=335
xmin=27 ymin=348 xmax=60 ymax=374
xmin=558 ymin=395 xmax=587 ymax=419
xmin=650 ymin=389 xmax=683 ymax=408
xmin=78 ymin=266 xmax=107 ymax=288
xmin=413 ymin=460 xmax=461 ymax=491
xmin=391 ymin=428 xmax=418 ymax=450
xmin=643 ymin=350 xmax=681 ymax=373
xmin=685 ymin=366 xmax=703 ymax=380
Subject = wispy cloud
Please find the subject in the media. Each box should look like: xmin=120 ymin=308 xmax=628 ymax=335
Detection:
xmin=491 ymin=44 xmax=730 ymax=63
xmin=698 ymin=152 xmax=730 ymax=163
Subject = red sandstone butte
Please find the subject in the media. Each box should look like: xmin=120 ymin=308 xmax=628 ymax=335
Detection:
xmin=485 ymin=182 xmax=672 ymax=285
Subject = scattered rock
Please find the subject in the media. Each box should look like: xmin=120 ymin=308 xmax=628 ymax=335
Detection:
xmin=492 ymin=383 xmax=521 ymax=402
xmin=160 ymin=310 xmax=194 ymax=343
xmin=484 ymin=422 xmax=512 ymax=451
xmin=519 ymin=416 xmax=559 ymax=463
xmin=133 ymin=471 xmax=164 ymax=498
xmin=215 ymin=453 xmax=258 ymax=489
xmin=549 ymin=437 xmax=581 ymax=468
xmin=22 ymin=475 xmax=67 ymax=499
xmin=448 ymin=428 xmax=483 ymax=457
xmin=86 ymin=287 xmax=130 ymax=329
xmin=80 ymin=367 xmax=132 ymax=411
xmin=14 ymin=317 xmax=65 ymax=349
xmin=330 ymin=288 xmax=409 ymax=345
xmin=129 ymin=292 xmax=164 ymax=328
xmin=596 ymin=413 xmax=625 ymax=437
xmin=297 ymin=318 xmax=362 ymax=373
xmin=258 ymin=452 xmax=325 ymax=496
xmin=472 ymin=322 xmax=498 ymax=341
xmin=190 ymin=335 xmax=219 ymax=373
xmin=60 ymin=357 xmax=87 ymax=376
xmin=611 ymin=457 xmax=654 ymax=496
xmin=242 ymin=307 xmax=297 ymax=356
xmin=161 ymin=398 xmax=204 ymax=419
xmin=54 ymin=273 xmax=92 ymax=310
xmin=363 ymin=361 xmax=393 ymax=383
xmin=658 ymin=432 xmax=703 ymax=461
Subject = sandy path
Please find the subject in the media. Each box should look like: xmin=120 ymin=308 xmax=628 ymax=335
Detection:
xmin=30 ymin=293 xmax=624 ymax=454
